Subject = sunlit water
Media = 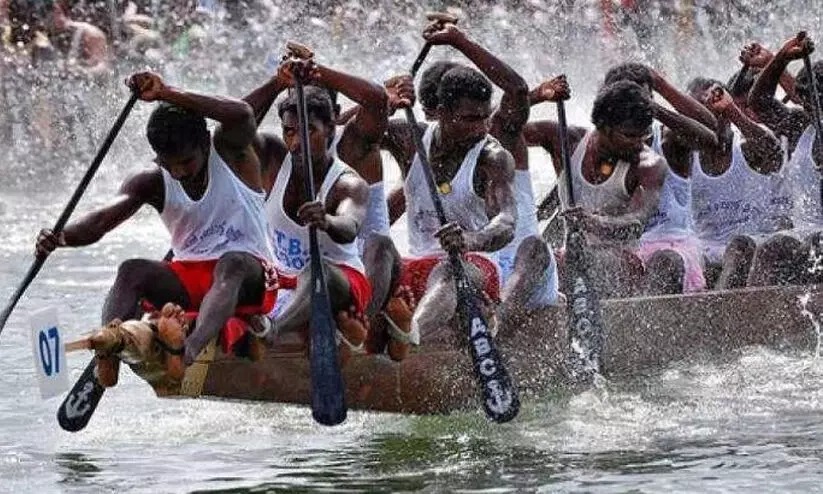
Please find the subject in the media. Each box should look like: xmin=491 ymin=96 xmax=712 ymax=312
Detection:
xmin=3 ymin=1 xmax=823 ymax=492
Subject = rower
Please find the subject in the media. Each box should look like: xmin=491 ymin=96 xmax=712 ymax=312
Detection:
xmin=35 ymin=71 xmax=278 ymax=385
xmin=686 ymin=79 xmax=783 ymax=288
xmin=420 ymin=22 xmax=559 ymax=321
xmin=747 ymin=33 xmax=823 ymax=286
xmin=375 ymin=59 xmax=517 ymax=348
xmin=597 ymin=62 xmax=717 ymax=294
xmin=243 ymin=55 xmax=375 ymax=357
xmin=526 ymin=80 xmax=666 ymax=298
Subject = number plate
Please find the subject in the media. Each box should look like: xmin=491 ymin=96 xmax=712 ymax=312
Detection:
xmin=30 ymin=308 xmax=69 ymax=399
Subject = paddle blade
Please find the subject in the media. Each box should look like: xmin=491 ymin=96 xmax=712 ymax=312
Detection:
xmin=57 ymin=358 xmax=106 ymax=432
xmin=309 ymin=270 xmax=347 ymax=426
xmin=455 ymin=274 xmax=519 ymax=423
xmin=563 ymin=228 xmax=605 ymax=382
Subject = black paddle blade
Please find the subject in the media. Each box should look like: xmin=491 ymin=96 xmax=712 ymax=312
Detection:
xmin=309 ymin=270 xmax=347 ymax=426
xmin=57 ymin=358 xmax=105 ymax=432
xmin=562 ymin=229 xmax=605 ymax=383
xmin=455 ymin=274 xmax=519 ymax=423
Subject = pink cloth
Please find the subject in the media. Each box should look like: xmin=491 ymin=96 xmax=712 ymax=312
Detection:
xmin=637 ymin=236 xmax=707 ymax=293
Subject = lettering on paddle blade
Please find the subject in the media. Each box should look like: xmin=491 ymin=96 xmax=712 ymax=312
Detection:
xmin=64 ymin=381 xmax=94 ymax=419
xmin=485 ymin=379 xmax=513 ymax=415
xmin=470 ymin=317 xmax=487 ymax=338
xmin=473 ymin=336 xmax=491 ymax=357
xmin=479 ymin=357 xmax=497 ymax=376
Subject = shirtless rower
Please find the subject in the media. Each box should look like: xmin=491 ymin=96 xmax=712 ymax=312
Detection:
xmin=526 ymin=79 xmax=666 ymax=298
xmin=242 ymin=55 xmax=374 ymax=356
xmin=747 ymin=33 xmax=823 ymax=286
xmin=35 ymin=71 xmax=278 ymax=384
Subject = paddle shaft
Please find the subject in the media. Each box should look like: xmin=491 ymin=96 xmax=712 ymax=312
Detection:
xmin=402 ymin=42 xmax=519 ymax=422
xmin=556 ymin=99 xmax=605 ymax=379
xmin=0 ymin=92 xmax=139 ymax=336
xmin=294 ymin=75 xmax=347 ymax=426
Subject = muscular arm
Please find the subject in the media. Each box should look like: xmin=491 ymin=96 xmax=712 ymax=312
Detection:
xmin=725 ymin=104 xmax=783 ymax=174
xmin=446 ymin=35 xmax=529 ymax=143
xmin=242 ymin=77 xmax=289 ymax=127
xmin=323 ymin=173 xmax=370 ymax=244
xmin=62 ymin=169 xmax=162 ymax=247
xmin=652 ymin=70 xmax=718 ymax=130
xmin=748 ymin=49 xmax=796 ymax=133
xmin=316 ymin=64 xmax=388 ymax=164
xmin=584 ymin=158 xmax=666 ymax=241
xmin=381 ymin=118 xmax=418 ymax=177
xmin=464 ymin=145 xmax=517 ymax=252
xmin=523 ymin=120 xmax=587 ymax=176
xmin=653 ymin=102 xmax=718 ymax=151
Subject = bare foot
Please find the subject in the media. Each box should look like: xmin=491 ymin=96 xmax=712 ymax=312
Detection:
xmin=156 ymin=303 xmax=187 ymax=379
xmin=336 ymin=307 xmax=368 ymax=366
xmin=385 ymin=285 xmax=417 ymax=361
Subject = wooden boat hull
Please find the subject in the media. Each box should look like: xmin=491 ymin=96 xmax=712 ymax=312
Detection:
xmin=165 ymin=284 xmax=822 ymax=415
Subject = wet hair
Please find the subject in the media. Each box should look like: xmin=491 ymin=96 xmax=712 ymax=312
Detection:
xmin=591 ymin=80 xmax=653 ymax=130
xmin=795 ymin=60 xmax=823 ymax=109
xmin=686 ymin=76 xmax=725 ymax=95
xmin=437 ymin=66 xmax=493 ymax=111
xmin=726 ymin=68 xmax=756 ymax=98
xmin=419 ymin=61 xmax=461 ymax=111
xmin=321 ymin=86 xmax=341 ymax=116
xmin=146 ymin=102 xmax=209 ymax=154
xmin=603 ymin=62 xmax=653 ymax=90
xmin=277 ymin=85 xmax=335 ymax=125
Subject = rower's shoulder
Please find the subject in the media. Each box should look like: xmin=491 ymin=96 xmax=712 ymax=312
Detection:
xmin=480 ymin=136 xmax=515 ymax=172
xmin=119 ymin=166 xmax=163 ymax=207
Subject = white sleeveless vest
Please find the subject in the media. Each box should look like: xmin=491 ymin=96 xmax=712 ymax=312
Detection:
xmin=781 ymin=124 xmax=823 ymax=232
xmin=497 ymin=168 xmax=559 ymax=307
xmin=160 ymin=143 xmax=274 ymax=262
xmin=264 ymin=155 xmax=365 ymax=275
xmin=405 ymin=123 xmax=492 ymax=257
xmin=330 ymin=127 xmax=391 ymax=255
xmin=691 ymin=130 xmax=776 ymax=245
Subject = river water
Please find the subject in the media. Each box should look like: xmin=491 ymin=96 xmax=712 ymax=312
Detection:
xmin=3 ymin=1 xmax=823 ymax=492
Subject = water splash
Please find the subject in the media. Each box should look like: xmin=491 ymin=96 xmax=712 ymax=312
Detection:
xmin=797 ymin=292 xmax=822 ymax=358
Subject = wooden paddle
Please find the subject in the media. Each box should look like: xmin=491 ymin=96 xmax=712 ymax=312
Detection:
xmin=403 ymin=21 xmax=519 ymax=423
xmin=287 ymin=43 xmax=347 ymax=426
xmin=0 ymin=91 xmax=139 ymax=337
xmin=556 ymin=98 xmax=606 ymax=382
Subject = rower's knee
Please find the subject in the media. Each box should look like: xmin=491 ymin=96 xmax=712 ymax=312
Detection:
xmin=363 ymin=234 xmax=398 ymax=262
xmin=753 ymin=234 xmax=801 ymax=266
xmin=644 ymin=250 xmax=684 ymax=295
xmin=114 ymin=258 xmax=156 ymax=288
xmin=724 ymin=235 xmax=756 ymax=262
xmin=213 ymin=252 xmax=257 ymax=283
xmin=514 ymin=235 xmax=550 ymax=271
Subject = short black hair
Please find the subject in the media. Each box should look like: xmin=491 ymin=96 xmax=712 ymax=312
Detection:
xmin=686 ymin=77 xmax=725 ymax=98
xmin=420 ymin=61 xmax=461 ymax=111
xmin=146 ymin=102 xmax=209 ymax=154
xmin=277 ymin=85 xmax=334 ymax=126
xmin=603 ymin=62 xmax=653 ymax=90
xmin=437 ymin=66 xmax=492 ymax=111
xmin=795 ymin=60 xmax=823 ymax=109
xmin=726 ymin=68 xmax=756 ymax=98
xmin=591 ymin=80 xmax=653 ymax=130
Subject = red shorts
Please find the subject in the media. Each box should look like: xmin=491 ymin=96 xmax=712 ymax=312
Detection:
xmin=398 ymin=254 xmax=500 ymax=302
xmin=276 ymin=264 xmax=372 ymax=315
xmin=166 ymin=258 xmax=278 ymax=315
xmin=338 ymin=264 xmax=372 ymax=314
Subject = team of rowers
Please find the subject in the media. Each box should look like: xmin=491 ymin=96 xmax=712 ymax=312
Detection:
xmin=31 ymin=18 xmax=823 ymax=387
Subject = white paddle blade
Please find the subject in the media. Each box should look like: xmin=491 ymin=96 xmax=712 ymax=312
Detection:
xmin=29 ymin=307 xmax=70 ymax=399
